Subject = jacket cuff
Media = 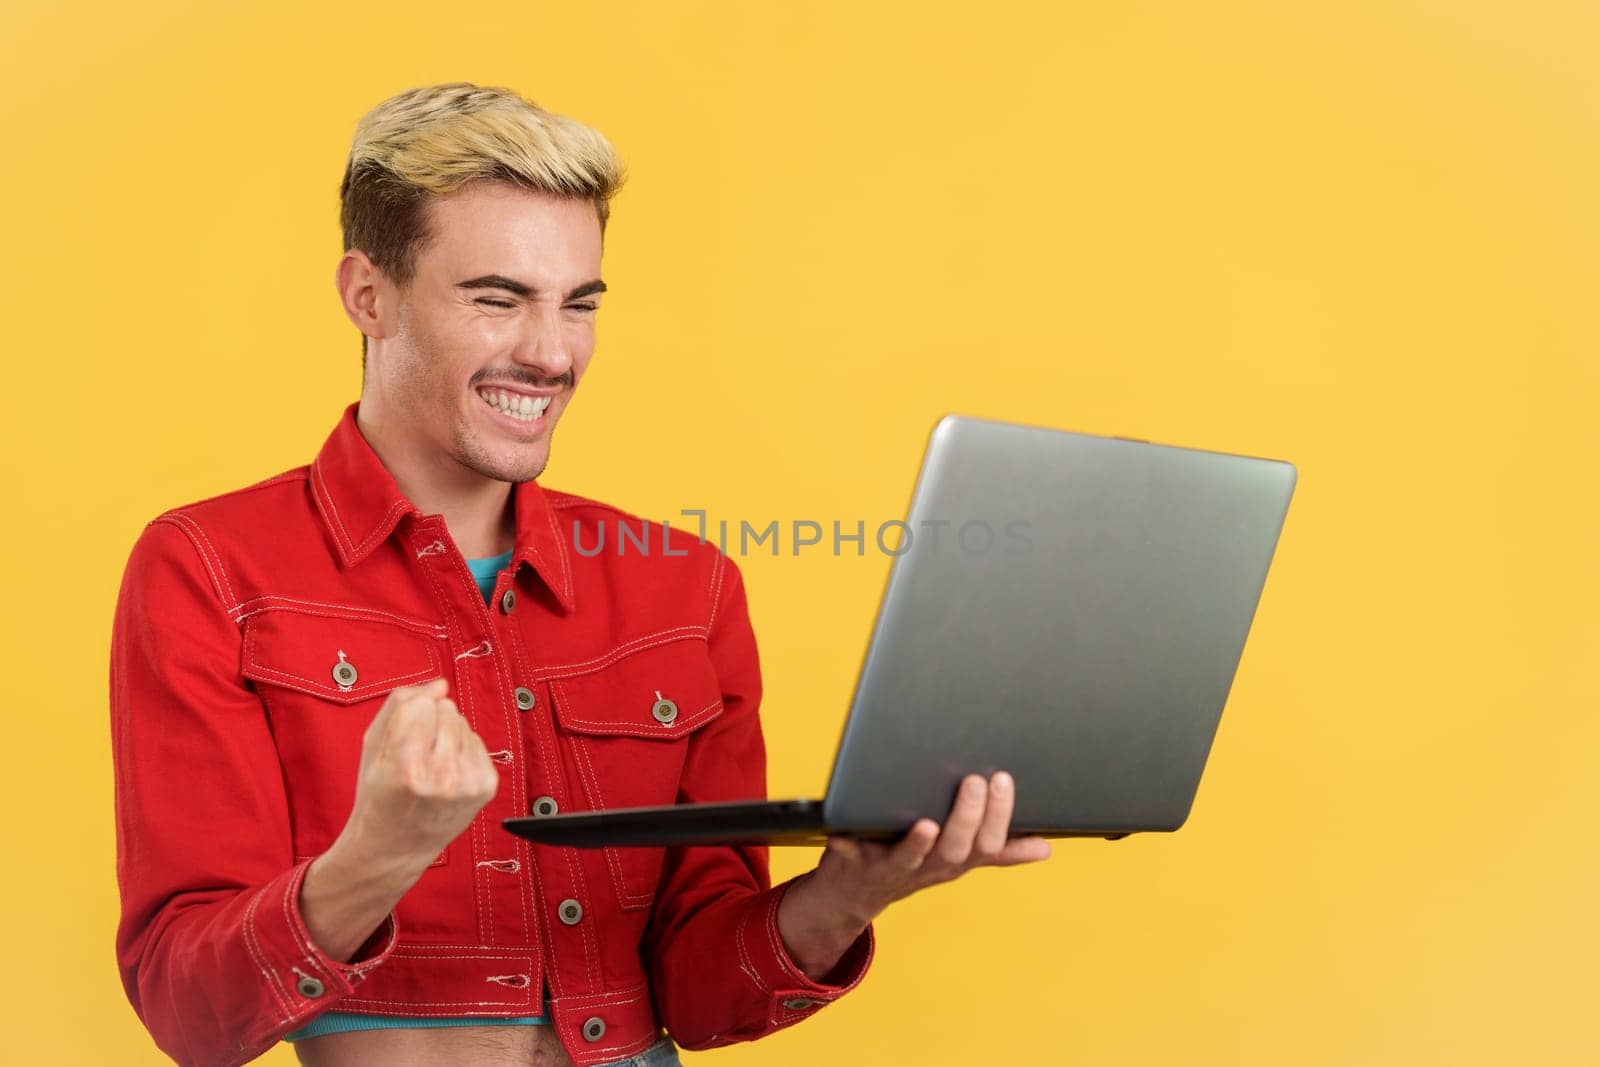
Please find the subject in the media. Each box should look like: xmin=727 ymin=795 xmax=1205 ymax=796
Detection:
xmin=735 ymin=879 xmax=875 ymax=1028
xmin=244 ymin=858 xmax=400 ymax=1023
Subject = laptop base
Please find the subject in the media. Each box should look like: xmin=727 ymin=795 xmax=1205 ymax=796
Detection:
xmin=503 ymin=798 xmax=1138 ymax=848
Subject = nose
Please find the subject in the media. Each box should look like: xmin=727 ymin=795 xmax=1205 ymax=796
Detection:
xmin=511 ymin=306 xmax=573 ymax=384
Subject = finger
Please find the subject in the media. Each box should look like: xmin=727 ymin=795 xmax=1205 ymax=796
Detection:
xmin=387 ymin=684 xmax=443 ymax=759
xmin=459 ymin=718 xmax=485 ymax=755
xmin=465 ymin=732 xmax=500 ymax=795
xmin=991 ymin=836 xmax=1053 ymax=866
xmin=971 ymin=771 xmax=1016 ymax=860
xmin=933 ymin=775 xmax=988 ymax=867
xmin=384 ymin=678 xmax=446 ymax=729
xmin=364 ymin=678 xmax=445 ymax=745
xmin=824 ymin=835 xmax=864 ymax=864
xmin=431 ymin=697 xmax=467 ymax=758
xmin=887 ymin=819 xmax=941 ymax=870
xmin=392 ymin=677 xmax=448 ymax=715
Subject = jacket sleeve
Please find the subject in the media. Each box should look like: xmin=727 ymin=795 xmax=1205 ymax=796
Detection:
xmin=641 ymin=551 xmax=874 ymax=1050
xmin=109 ymin=516 xmax=399 ymax=1067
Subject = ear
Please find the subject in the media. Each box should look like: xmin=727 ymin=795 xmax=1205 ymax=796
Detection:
xmin=334 ymin=249 xmax=394 ymax=347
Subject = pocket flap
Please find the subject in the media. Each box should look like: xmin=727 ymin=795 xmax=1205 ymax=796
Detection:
xmin=548 ymin=637 xmax=724 ymax=740
xmin=242 ymin=607 xmax=443 ymax=705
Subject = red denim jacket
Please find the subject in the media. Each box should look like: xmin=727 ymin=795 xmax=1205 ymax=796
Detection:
xmin=109 ymin=403 xmax=874 ymax=1067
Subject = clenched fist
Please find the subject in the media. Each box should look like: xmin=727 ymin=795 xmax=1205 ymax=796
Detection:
xmin=343 ymin=676 xmax=500 ymax=869
xmin=301 ymin=678 xmax=500 ymax=962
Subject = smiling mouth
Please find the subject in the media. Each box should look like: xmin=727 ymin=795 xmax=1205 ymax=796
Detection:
xmin=476 ymin=386 xmax=553 ymax=423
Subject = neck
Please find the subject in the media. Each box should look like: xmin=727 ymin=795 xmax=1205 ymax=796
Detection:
xmin=356 ymin=402 xmax=515 ymax=559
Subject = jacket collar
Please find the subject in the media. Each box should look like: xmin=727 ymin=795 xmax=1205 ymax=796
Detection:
xmin=310 ymin=402 xmax=575 ymax=612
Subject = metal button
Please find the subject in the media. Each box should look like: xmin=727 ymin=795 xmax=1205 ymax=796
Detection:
xmin=297 ymin=976 xmax=326 ymax=998
xmin=532 ymin=796 xmax=559 ymax=817
xmin=331 ymin=659 xmax=357 ymax=688
xmin=782 ymin=997 xmax=820 ymax=1010
xmin=558 ymin=898 xmax=583 ymax=925
xmin=514 ymin=687 xmax=536 ymax=711
xmin=500 ymin=588 xmax=516 ymax=614
xmin=650 ymin=692 xmax=678 ymax=725
xmin=581 ymin=1016 xmax=606 ymax=1042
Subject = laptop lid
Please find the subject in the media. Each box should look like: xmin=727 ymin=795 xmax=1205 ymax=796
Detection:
xmin=819 ymin=415 xmax=1296 ymax=836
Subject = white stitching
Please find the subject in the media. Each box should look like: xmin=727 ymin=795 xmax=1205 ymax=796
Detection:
xmin=537 ymin=678 xmax=600 ymax=991
xmin=557 ymin=698 xmax=722 ymax=735
xmin=494 ymin=627 xmax=554 ymax=973
xmin=540 ymin=490 xmax=574 ymax=603
xmin=482 ymin=597 xmax=533 ymax=947
xmin=165 ymin=512 xmax=239 ymax=608
xmin=521 ymin=539 xmax=560 ymax=602
xmin=242 ymin=617 xmax=442 ymax=702
xmin=347 ymin=498 xmax=415 ymax=560
xmin=707 ymin=550 xmax=726 ymax=631
xmin=242 ymin=881 xmax=294 ymax=1024
xmin=764 ymin=889 xmax=816 ymax=989
xmin=498 ymin=635 xmax=589 ymax=994
xmin=734 ymin=905 xmax=767 ymax=995
xmin=311 ymin=458 xmax=356 ymax=558
xmin=568 ymin=738 xmax=653 ymax=911
xmin=416 ymin=560 xmax=495 ymax=945
xmin=535 ymin=628 xmax=710 ymax=680
xmin=554 ymin=987 xmax=646 ymax=1005
xmin=229 ymin=596 xmax=447 ymax=635
xmin=485 ymin=973 xmax=531 ymax=987
xmin=242 ymin=661 xmax=439 ymax=698
xmin=151 ymin=515 xmax=237 ymax=612
xmin=351 ymin=950 xmax=534 ymax=961
xmin=548 ymin=785 xmax=600 ymax=993
xmin=336 ymin=997 xmax=537 ymax=1009
xmin=336 ymin=954 xmax=543 ymax=1009
xmin=495 ymin=642 xmax=546 ymax=967
xmin=282 ymin=863 xmax=346 ymax=990
xmin=342 ymin=913 xmax=398 ymax=975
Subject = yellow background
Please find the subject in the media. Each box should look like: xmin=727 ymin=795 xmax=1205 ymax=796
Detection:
xmin=2 ymin=1 xmax=1596 ymax=1063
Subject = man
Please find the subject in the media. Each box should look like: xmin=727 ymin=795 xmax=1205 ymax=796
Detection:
xmin=110 ymin=82 xmax=1050 ymax=1067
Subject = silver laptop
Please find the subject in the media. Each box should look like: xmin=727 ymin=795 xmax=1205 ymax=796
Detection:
xmin=503 ymin=414 xmax=1296 ymax=847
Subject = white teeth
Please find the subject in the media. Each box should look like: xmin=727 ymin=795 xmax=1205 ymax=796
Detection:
xmin=477 ymin=387 xmax=551 ymax=423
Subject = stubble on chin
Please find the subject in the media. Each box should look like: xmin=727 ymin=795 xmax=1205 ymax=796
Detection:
xmin=451 ymin=417 xmax=553 ymax=485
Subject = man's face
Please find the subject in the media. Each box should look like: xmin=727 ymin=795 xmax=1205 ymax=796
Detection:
xmin=363 ymin=182 xmax=605 ymax=484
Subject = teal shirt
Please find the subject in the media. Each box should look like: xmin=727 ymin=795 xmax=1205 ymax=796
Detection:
xmin=283 ymin=546 xmax=546 ymax=1042
xmin=466 ymin=547 xmax=515 ymax=602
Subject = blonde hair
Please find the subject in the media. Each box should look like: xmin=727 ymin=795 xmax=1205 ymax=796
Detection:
xmin=339 ymin=82 xmax=625 ymax=294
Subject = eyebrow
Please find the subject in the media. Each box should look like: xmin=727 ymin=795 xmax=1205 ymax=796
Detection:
xmin=456 ymin=274 xmax=608 ymax=301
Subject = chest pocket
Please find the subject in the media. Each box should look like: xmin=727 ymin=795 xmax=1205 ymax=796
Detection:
xmin=241 ymin=605 xmax=448 ymax=866
xmin=548 ymin=637 xmax=725 ymax=909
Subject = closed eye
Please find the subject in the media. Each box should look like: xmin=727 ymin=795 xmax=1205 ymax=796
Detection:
xmin=475 ymin=298 xmax=597 ymax=312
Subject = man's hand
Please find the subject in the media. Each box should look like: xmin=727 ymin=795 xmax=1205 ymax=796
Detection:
xmin=302 ymin=678 xmax=498 ymax=961
xmin=776 ymin=771 xmax=1051 ymax=982
xmin=343 ymin=676 xmax=500 ymax=867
